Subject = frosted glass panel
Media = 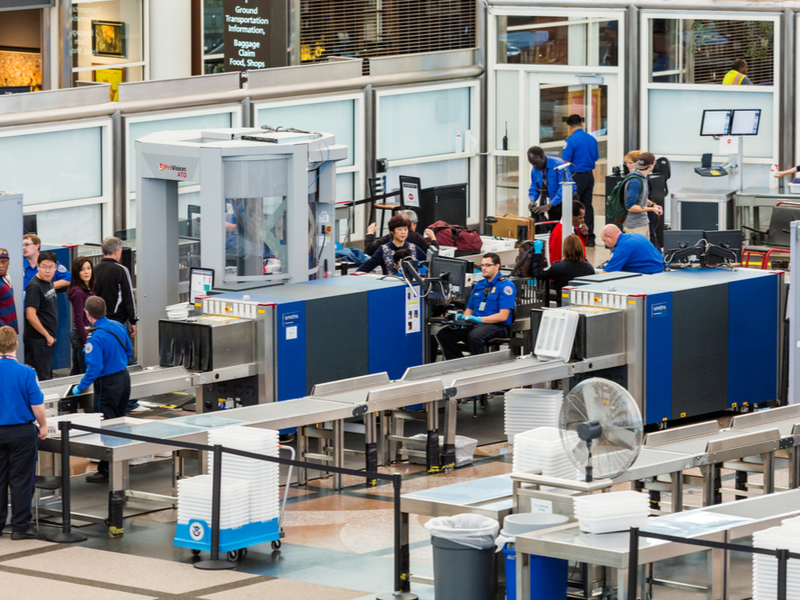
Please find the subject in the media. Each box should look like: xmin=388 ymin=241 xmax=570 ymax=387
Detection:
xmin=336 ymin=173 xmax=354 ymax=203
xmin=379 ymin=88 xmax=470 ymax=160
xmin=0 ymin=127 xmax=102 ymax=205
xmin=127 ymin=112 xmax=233 ymax=192
xmin=128 ymin=190 xmax=200 ymax=230
xmin=664 ymin=161 xmax=770 ymax=226
xmin=648 ymin=88 xmax=774 ymax=158
xmin=385 ymin=159 xmax=469 ymax=197
xmin=34 ymin=204 xmax=102 ymax=245
xmin=495 ymin=71 xmax=519 ymax=151
xmin=257 ymin=100 xmax=355 ymax=167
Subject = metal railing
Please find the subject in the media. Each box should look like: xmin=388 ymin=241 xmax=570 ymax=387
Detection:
xmin=48 ymin=421 xmax=412 ymax=596
xmin=628 ymin=526 xmax=800 ymax=600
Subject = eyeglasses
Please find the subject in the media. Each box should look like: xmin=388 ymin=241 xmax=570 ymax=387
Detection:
xmin=38 ymin=264 xmax=56 ymax=271
xmin=480 ymin=263 xmax=495 ymax=268
xmin=22 ymin=242 xmax=35 ymax=247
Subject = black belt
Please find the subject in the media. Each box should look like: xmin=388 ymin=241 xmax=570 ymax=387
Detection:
xmin=0 ymin=422 xmax=33 ymax=427
xmin=575 ymin=170 xmax=594 ymax=175
xmin=101 ymin=369 xmax=127 ymax=379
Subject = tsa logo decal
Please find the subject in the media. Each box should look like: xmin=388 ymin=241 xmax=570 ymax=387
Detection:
xmin=189 ymin=521 xmax=205 ymax=541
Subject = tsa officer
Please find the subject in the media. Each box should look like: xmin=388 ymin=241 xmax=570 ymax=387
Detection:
xmin=528 ymin=146 xmax=574 ymax=222
xmin=22 ymin=234 xmax=71 ymax=291
xmin=74 ymin=296 xmax=133 ymax=483
xmin=562 ymin=114 xmax=599 ymax=246
xmin=0 ymin=325 xmax=48 ymax=540
xmin=436 ymin=253 xmax=517 ymax=360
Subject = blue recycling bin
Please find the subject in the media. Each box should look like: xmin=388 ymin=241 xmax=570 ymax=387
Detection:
xmin=504 ymin=543 xmax=567 ymax=600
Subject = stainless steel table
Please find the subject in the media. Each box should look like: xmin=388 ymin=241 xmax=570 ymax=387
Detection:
xmin=516 ymin=488 xmax=800 ymax=600
xmin=735 ymin=186 xmax=800 ymax=231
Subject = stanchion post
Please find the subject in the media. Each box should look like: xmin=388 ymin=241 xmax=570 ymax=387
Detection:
xmin=47 ymin=422 xmax=87 ymax=543
xmin=777 ymin=548 xmax=789 ymax=600
xmin=627 ymin=527 xmax=639 ymax=600
xmin=194 ymin=445 xmax=236 ymax=570
xmin=376 ymin=472 xmax=417 ymax=600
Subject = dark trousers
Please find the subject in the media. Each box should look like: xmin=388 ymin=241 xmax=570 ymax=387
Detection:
xmin=95 ymin=370 xmax=131 ymax=476
xmin=574 ymin=171 xmax=596 ymax=242
xmin=69 ymin=327 xmax=86 ymax=376
xmin=436 ymin=323 xmax=509 ymax=360
xmin=0 ymin=423 xmax=37 ymax=533
xmin=24 ymin=338 xmax=53 ymax=382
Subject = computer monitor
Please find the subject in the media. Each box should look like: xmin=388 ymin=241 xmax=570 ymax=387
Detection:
xmin=429 ymin=256 xmax=470 ymax=296
xmin=663 ymin=230 xmax=703 ymax=259
xmin=189 ymin=267 xmax=215 ymax=303
xmin=729 ymin=109 xmax=761 ymax=136
xmin=704 ymin=229 xmax=742 ymax=263
xmin=22 ymin=214 xmax=37 ymax=235
xmin=700 ymin=109 xmax=732 ymax=136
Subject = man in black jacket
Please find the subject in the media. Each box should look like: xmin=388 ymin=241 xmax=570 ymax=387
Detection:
xmin=93 ymin=236 xmax=143 ymax=412
xmin=364 ymin=209 xmax=438 ymax=255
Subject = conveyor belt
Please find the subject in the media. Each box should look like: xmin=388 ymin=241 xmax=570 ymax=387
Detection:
xmin=620 ymin=448 xmax=696 ymax=482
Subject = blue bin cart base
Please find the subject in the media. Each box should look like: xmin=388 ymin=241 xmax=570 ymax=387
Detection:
xmin=175 ymin=518 xmax=279 ymax=553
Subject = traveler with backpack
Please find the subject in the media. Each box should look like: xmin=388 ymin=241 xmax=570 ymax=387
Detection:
xmin=356 ymin=215 xmax=426 ymax=276
xmin=436 ymin=253 xmax=516 ymax=360
xmin=620 ymin=152 xmax=662 ymax=237
xmin=528 ymin=146 xmax=574 ymax=222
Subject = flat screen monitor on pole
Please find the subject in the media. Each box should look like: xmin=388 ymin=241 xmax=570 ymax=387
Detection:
xmin=729 ymin=109 xmax=761 ymax=136
xmin=189 ymin=267 xmax=215 ymax=303
xmin=700 ymin=109 xmax=732 ymax=136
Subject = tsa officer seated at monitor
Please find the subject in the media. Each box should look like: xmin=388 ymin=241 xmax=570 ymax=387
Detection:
xmin=436 ymin=253 xmax=517 ymax=360
xmin=599 ymin=224 xmax=665 ymax=275
xmin=528 ymin=146 xmax=574 ymax=222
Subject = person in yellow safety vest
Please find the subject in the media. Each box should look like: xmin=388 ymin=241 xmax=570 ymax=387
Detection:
xmin=722 ymin=59 xmax=753 ymax=86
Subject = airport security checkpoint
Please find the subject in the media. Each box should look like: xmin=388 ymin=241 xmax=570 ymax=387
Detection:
xmin=4 ymin=114 xmax=800 ymax=600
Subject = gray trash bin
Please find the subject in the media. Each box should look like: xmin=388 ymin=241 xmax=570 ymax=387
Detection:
xmin=425 ymin=514 xmax=500 ymax=600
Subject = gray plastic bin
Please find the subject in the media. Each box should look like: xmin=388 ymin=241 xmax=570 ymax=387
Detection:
xmin=431 ymin=536 xmax=495 ymax=600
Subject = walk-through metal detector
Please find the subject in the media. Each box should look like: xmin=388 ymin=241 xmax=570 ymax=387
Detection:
xmin=135 ymin=129 xmax=347 ymax=366
xmin=0 ymin=192 xmax=24 ymax=357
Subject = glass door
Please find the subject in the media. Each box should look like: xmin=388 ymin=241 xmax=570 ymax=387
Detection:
xmin=522 ymin=72 xmax=619 ymax=219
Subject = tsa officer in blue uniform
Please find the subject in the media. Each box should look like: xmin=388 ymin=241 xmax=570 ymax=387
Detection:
xmin=436 ymin=253 xmax=517 ymax=360
xmin=528 ymin=146 xmax=575 ymax=222
xmin=562 ymin=114 xmax=599 ymax=246
xmin=0 ymin=325 xmax=48 ymax=540
xmin=73 ymin=296 xmax=133 ymax=483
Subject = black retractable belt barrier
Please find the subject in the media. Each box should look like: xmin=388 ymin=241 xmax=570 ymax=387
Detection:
xmin=441 ymin=442 xmax=456 ymax=471
xmin=46 ymin=422 xmax=87 ymax=543
xmin=53 ymin=422 xmax=418 ymax=598
xmin=426 ymin=430 xmax=440 ymax=473
xmin=628 ymin=527 xmax=800 ymax=600
xmin=365 ymin=442 xmax=378 ymax=488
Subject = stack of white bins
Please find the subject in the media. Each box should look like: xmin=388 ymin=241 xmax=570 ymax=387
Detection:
xmin=512 ymin=427 xmax=580 ymax=486
xmin=208 ymin=427 xmax=281 ymax=526
xmin=504 ymin=389 xmax=562 ymax=444
xmin=176 ymin=475 xmax=250 ymax=532
xmin=752 ymin=518 xmax=800 ymax=599
xmin=574 ymin=491 xmax=649 ymax=534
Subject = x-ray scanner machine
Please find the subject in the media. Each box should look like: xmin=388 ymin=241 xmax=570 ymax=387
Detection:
xmin=135 ymin=128 xmax=347 ymax=366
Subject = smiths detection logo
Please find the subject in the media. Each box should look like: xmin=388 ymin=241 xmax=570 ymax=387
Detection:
xmin=158 ymin=163 xmax=188 ymax=178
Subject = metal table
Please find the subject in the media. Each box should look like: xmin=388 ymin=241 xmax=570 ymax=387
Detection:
xmin=671 ymin=188 xmax=735 ymax=231
xmin=734 ymin=186 xmax=800 ymax=231
xmin=516 ymin=488 xmax=800 ymax=600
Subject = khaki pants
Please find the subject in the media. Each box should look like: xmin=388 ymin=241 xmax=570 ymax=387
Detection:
xmin=624 ymin=224 xmax=650 ymax=238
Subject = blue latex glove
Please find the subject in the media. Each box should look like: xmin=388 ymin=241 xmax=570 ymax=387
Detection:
xmin=72 ymin=387 xmax=81 ymax=396
xmin=464 ymin=315 xmax=481 ymax=324
xmin=455 ymin=312 xmax=466 ymax=321
xmin=534 ymin=239 xmax=543 ymax=253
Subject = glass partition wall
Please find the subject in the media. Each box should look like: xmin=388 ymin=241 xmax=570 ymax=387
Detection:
xmin=641 ymin=10 xmax=780 ymax=218
xmin=489 ymin=8 xmax=625 ymax=218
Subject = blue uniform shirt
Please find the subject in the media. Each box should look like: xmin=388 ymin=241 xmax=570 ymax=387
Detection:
xmin=562 ymin=128 xmax=599 ymax=173
xmin=76 ymin=317 xmax=133 ymax=394
xmin=529 ymin=156 xmax=575 ymax=206
xmin=0 ymin=357 xmax=43 ymax=425
xmin=24 ymin=259 xmax=71 ymax=290
xmin=605 ymin=233 xmax=665 ymax=275
xmin=467 ymin=273 xmax=517 ymax=326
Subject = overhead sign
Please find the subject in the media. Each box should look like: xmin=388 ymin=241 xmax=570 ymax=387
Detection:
xmin=223 ymin=0 xmax=287 ymax=71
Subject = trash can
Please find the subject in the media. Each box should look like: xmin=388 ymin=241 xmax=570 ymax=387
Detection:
xmin=500 ymin=513 xmax=569 ymax=600
xmin=425 ymin=513 xmax=500 ymax=600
